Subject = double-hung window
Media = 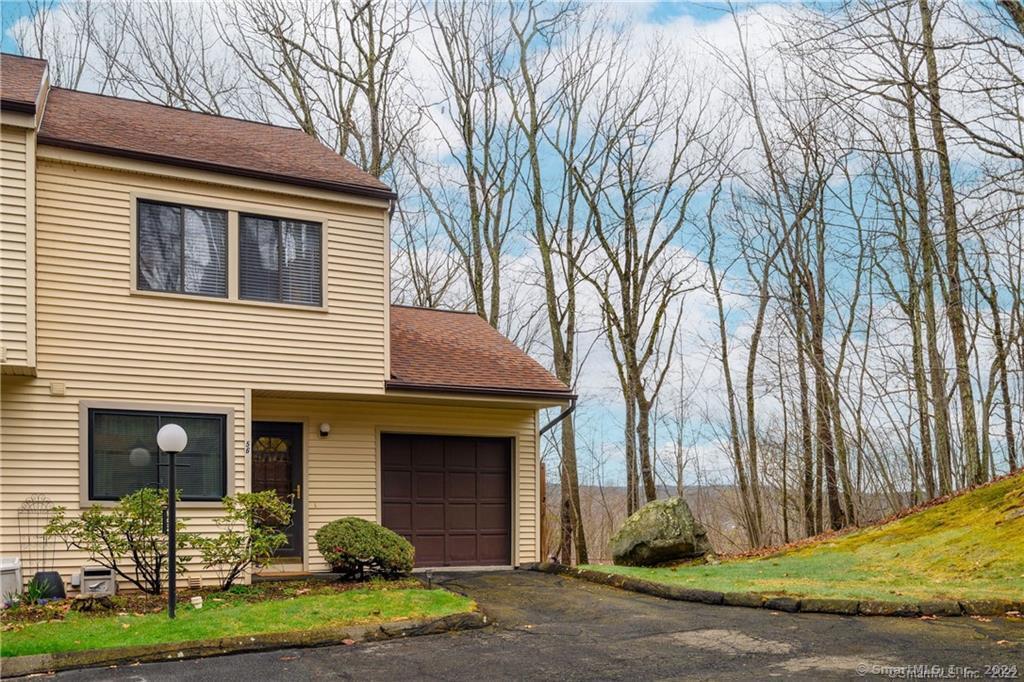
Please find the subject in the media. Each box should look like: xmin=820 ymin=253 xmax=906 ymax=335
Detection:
xmin=137 ymin=200 xmax=228 ymax=297
xmin=87 ymin=408 xmax=228 ymax=501
xmin=239 ymin=215 xmax=322 ymax=306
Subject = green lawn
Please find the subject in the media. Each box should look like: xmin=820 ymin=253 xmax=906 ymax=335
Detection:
xmin=1 ymin=588 xmax=474 ymax=658
xmin=587 ymin=472 xmax=1024 ymax=603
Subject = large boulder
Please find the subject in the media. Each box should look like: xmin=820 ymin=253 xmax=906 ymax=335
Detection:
xmin=610 ymin=496 xmax=713 ymax=566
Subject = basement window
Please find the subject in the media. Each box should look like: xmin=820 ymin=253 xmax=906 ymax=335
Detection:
xmin=87 ymin=408 xmax=227 ymax=501
xmin=239 ymin=214 xmax=322 ymax=306
xmin=137 ymin=199 xmax=228 ymax=297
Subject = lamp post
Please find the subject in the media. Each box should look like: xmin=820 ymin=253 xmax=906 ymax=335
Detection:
xmin=156 ymin=423 xmax=187 ymax=619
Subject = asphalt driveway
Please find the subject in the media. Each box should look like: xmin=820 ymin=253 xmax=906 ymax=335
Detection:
xmin=55 ymin=570 xmax=1022 ymax=681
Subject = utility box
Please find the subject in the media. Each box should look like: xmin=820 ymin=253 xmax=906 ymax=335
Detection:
xmin=80 ymin=566 xmax=117 ymax=596
xmin=0 ymin=557 xmax=23 ymax=606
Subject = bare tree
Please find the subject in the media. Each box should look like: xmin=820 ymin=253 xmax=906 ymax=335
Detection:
xmin=405 ymin=0 xmax=522 ymax=327
xmin=571 ymin=45 xmax=722 ymax=514
xmin=505 ymin=0 xmax=598 ymax=563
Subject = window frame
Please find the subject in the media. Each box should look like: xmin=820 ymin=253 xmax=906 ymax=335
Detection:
xmin=136 ymin=198 xmax=229 ymax=299
xmin=79 ymin=401 xmax=234 ymax=506
xmin=129 ymin=194 xmax=331 ymax=312
xmin=238 ymin=212 xmax=324 ymax=307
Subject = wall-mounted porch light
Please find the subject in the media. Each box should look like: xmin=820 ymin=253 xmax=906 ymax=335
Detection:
xmin=319 ymin=423 xmax=331 ymax=438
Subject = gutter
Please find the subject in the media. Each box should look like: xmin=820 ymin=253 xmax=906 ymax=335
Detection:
xmin=1 ymin=98 xmax=36 ymax=114
xmin=385 ymin=380 xmax=576 ymax=402
xmin=539 ymin=396 xmax=577 ymax=436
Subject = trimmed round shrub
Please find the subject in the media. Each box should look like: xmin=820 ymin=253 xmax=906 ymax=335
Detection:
xmin=315 ymin=517 xmax=415 ymax=578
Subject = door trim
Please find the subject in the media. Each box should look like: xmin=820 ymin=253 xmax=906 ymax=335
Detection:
xmin=251 ymin=421 xmax=304 ymax=561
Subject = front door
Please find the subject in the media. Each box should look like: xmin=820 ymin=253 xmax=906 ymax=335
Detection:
xmin=251 ymin=422 xmax=303 ymax=558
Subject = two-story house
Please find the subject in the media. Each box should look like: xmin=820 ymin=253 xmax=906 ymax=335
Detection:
xmin=0 ymin=53 xmax=572 ymax=582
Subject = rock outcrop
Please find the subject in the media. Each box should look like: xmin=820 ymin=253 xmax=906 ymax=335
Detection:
xmin=610 ymin=497 xmax=713 ymax=566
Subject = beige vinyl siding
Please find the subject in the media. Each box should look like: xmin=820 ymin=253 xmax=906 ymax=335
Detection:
xmin=0 ymin=379 xmax=247 ymax=586
xmin=254 ymin=397 xmax=541 ymax=570
xmin=0 ymin=155 xmax=388 ymax=587
xmin=32 ymin=157 xmax=387 ymax=391
xmin=1 ymin=125 xmax=34 ymax=370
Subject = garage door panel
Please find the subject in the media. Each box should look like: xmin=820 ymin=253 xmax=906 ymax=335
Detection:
xmin=382 ymin=470 xmax=411 ymax=498
xmin=381 ymin=502 xmax=411 ymax=531
xmin=446 ymin=502 xmax=478 ymax=530
xmin=446 ymin=471 xmax=477 ymax=498
xmin=478 ymin=472 xmax=509 ymax=499
xmin=412 ymin=535 xmax=445 ymax=566
xmin=414 ymin=471 xmax=444 ymax=498
xmin=444 ymin=439 xmax=477 ymax=468
xmin=446 ymin=535 xmax=478 ymax=563
xmin=381 ymin=437 xmax=410 ymax=468
xmin=478 ymin=534 xmax=510 ymax=563
xmin=381 ymin=434 xmax=511 ymax=567
xmin=476 ymin=441 xmax=507 ymax=469
xmin=478 ymin=503 xmax=509 ymax=531
xmin=414 ymin=503 xmax=445 ymax=531
xmin=412 ymin=437 xmax=444 ymax=468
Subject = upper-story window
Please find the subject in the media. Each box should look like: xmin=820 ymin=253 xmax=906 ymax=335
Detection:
xmin=239 ymin=214 xmax=322 ymax=306
xmin=137 ymin=200 xmax=228 ymax=297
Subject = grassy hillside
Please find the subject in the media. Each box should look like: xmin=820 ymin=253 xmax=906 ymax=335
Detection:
xmin=587 ymin=472 xmax=1024 ymax=602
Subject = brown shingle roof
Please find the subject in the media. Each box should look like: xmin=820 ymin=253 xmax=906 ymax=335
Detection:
xmin=36 ymin=87 xmax=394 ymax=200
xmin=388 ymin=305 xmax=572 ymax=399
xmin=0 ymin=53 xmax=47 ymax=113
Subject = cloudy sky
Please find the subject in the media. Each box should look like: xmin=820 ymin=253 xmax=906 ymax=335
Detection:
xmin=4 ymin=0 xmax=1015 ymax=495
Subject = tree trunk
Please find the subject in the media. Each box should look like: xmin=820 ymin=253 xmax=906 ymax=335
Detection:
xmin=918 ymin=0 xmax=984 ymax=484
xmin=561 ymin=413 xmax=588 ymax=563
xmin=807 ymin=219 xmax=845 ymax=530
xmin=708 ymin=230 xmax=761 ymax=547
xmin=636 ymin=395 xmax=658 ymax=503
xmin=902 ymin=49 xmax=953 ymax=496
xmin=794 ymin=290 xmax=815 ymax=536
xmin=909 ymin=298 xmax=937 ymax=499
xmin=624 ymin=392 xmax=639 ymax=516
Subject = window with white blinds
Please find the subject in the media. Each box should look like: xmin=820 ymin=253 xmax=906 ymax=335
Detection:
xmin=239 ymin=215 xmax=322 ymax=306
xmin=88 ymin=408 xmax=227 ymax=501
xmin=137 ymin=200 xmax=228 ymax=297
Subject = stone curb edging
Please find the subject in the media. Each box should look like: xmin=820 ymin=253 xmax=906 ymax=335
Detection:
xmin=1 ymin=611 xmax=487 ymax=678
xmin=524 ymin=563 xmax=1022 ymax=619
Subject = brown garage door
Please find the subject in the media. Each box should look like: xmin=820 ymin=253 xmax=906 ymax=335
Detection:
xmin=381 ymin=434 xmax=512 ymax=567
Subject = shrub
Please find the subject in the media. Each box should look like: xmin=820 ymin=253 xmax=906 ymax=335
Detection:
xmin=45 ymin=488 xmax=192 ymax=595
xmin=315 ymin=517 xmax=414 ymax=579
xmin=193 ymin=490 xmax=294 ymax=590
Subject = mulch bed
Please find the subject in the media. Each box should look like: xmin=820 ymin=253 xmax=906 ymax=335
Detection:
xmin=1 ymin=577 xmax=423 ymax=628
